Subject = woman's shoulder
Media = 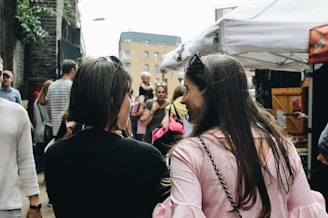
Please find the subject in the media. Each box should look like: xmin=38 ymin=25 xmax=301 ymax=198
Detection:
xmin=173 ymin=136 xmax=205 ymax=156
xmin=174 ymin=131 xmax=226 ymax=153
xmin=118 ymin=138 xmax=166 ymax=163
xmin=144 ymin=99 xmax=154 ymax=108
xmin=124 ymin=138 xmax=161 ymax=152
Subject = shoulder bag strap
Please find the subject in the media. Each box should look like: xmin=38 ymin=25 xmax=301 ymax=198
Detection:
xmin=171 ymin=103 xmax=181 ymax=119
xmin=198 ymin=136 xmax=242 ymax=218
xmin=168 ymin=104 xmax=172 ymax=117
xmin=36 ymin=102 xmax=44 ymax=122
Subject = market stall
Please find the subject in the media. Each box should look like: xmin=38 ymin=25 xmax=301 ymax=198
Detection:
xmin=160 ymin=0 xmax=328 ymax=181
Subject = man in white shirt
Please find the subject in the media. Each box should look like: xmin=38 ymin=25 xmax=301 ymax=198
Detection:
xmin=0 ymin=58 xmax=42 ymax=217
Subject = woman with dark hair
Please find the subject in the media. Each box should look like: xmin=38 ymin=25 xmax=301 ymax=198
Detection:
xmin=153 ymin=54 xmax=327 ymax=218
xmin=45 ymin=57 xmax=169 ymax=218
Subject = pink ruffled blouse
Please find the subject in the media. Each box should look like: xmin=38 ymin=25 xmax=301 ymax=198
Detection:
xmin=153 ymin=131 xmax=328 ymax=218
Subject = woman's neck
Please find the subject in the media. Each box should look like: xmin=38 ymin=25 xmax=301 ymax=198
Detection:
xmin=157 ymin=99 xmax=168 ymax=108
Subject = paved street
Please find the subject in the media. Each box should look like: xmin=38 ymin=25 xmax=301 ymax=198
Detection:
xmin=20 ymin=172 xmax=55 ymax=218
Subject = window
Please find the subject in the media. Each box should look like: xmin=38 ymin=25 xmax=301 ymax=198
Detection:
xmin=122 ymin=50 xmax=131 ymax=60
xmin=144 ymin=64 xmax=149 ymax=71
xmin=124 ymin=63 xmax=131 ymax=73
xmin=154 ymin=65 xmax=159 ymax=74
xmin=144 ymin=51 xmax=149 ymax=60
xmin=154 ymin=52 xmax=159 ymax=61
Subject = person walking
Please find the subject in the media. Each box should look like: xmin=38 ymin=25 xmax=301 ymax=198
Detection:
xmin=153 ymin=53 xmax=328 ymax=218
xmin=33 ymin=79 xmax=53 ymax=171
xmin=46 ymin=59 xmax=77 ymax=138
xmin=0 ymin=59 xmax=42 ymax=218
xmin=0 ymin=70 xmax=22 ymax=104
xmin=44 ymin=56 xmax=169 ymax=218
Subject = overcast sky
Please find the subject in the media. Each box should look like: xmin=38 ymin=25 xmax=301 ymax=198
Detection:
xmin=78 ymin=0 xmax=216 ymax=57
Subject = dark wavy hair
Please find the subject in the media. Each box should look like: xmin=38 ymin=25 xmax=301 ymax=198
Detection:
xmin=68 ymin=57 xmax=131 ymax=131
xmin=183 ymin=54 xmax=295 ymax=218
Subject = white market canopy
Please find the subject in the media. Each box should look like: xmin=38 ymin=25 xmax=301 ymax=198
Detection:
xmin=160 ymin=0 xmax=328 ymax=72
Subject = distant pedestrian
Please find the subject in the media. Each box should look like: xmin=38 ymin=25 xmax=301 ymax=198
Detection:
xmin=45 ymin=56 xmax=169 ymax=218
xmin=0 ymin=59 xmax=42 ymax=218
xmin=162 ymin=84 xmax=193 ymax=137
xmin=140 ymin=82 xmax=170 ymax=144
xmin=46 ymin=59 xmax=77 ymax=137
xmin=131 ymin=91 xmax=154 ymax=141
xmin=138 ymin=71 xmax=153 ymax=103
xmin=0 ymin=70 xmax=22 ymax=104
xmin=33 ymin=79 xmax=53 ymax=171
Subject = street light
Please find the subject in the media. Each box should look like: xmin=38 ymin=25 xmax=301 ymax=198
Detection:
xmin=93 ymin=17 xmax=105 ymax=21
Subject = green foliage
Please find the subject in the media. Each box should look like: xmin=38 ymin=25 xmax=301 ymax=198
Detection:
xmin=16 ymin=0 xmax=56 ymax=45
xmin=63 ymin=0 xmax=75 ymax=25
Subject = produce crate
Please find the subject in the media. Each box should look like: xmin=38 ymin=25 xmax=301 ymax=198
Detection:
xmin=271 ymin=87 xmax=306 ymax=134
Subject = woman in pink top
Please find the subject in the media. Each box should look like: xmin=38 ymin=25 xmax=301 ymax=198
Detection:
xmin=153 ymin=54 xmax=328 ymax=218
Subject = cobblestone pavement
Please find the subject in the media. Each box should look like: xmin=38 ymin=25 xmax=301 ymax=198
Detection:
xmin=20 ymin=172 xmax=55 ymax=218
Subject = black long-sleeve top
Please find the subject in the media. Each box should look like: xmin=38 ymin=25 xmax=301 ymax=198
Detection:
xmin=45 ymin=128 xmax=169 ymax=218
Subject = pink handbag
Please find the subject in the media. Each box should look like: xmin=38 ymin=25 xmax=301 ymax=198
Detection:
xmin=152 ymin=103 xmax=184 ymax=144
xmin=152 ymin=116 xmax=184 ymax=144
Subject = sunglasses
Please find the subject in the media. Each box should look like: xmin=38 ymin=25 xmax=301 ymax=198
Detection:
xmin=188 ymin=53 xmax=205 ymax=73
xmin=105 ymin=55 xmax=123 ymax=67
xmin=3 ymin=74 xmax=10 ymax=79
xmin=156 ymin=81 xmax=167 ymax=87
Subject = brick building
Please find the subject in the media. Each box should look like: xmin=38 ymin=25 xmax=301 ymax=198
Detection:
xmin=0 ymin=0 xmax=81 ymax=120
xmin=119 ymin=31 xmax=183 ymax=98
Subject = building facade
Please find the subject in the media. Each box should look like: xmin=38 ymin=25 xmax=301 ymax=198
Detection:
xmin=118 ymin=31 xmax=183 ymax=98
xmin=0 ymin=0 xmax=81 ymax=120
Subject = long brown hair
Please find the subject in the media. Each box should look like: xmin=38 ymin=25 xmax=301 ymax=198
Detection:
xmin=68 ymin=57 xmax=131 ymax=130
xmin=184 ymin=54 xmax=294 ymax=218
xmin=169 ymin=84 xmax=185 ymax=103
xmin=37 ymin=80 xmax=53 ymax=105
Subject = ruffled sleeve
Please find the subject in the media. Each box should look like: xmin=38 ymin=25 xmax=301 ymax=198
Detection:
xmin=288 ymin=190 xmax=327 ymax=218
xmin=152 ymin=196 xmax=207 ymax=218
xmin=287 ymin=146 xmax=328 ymax=218
xmin=152 ymin=197 xmax=171 ymax=218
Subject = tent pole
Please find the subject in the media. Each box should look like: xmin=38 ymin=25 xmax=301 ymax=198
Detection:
xmin=307 ymin=64 xmax=314 ymax=180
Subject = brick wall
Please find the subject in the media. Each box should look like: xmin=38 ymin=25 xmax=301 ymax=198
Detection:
xmin=24 ymin=0 xmax=58 ymax=80
xmin=1 ymin=0 xmax=80 ymax=105
xmin=13 ymin=40 xmax=24 ymax=90
xmin=2 ymin=0 xmax=16 ymax=72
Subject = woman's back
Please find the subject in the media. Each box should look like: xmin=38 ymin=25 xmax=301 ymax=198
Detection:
xmin=167 ymin=131 xmax=327 ymax=218
xmin=45 ymin=128 xmax=169 ymax=218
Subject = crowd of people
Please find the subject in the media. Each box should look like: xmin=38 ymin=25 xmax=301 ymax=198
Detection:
xmin=1 ymin=53 xmax=328 ymax=217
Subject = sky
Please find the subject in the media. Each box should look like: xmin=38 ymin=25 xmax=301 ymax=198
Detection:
xmin=78 ymin=0 xmax=216 ymax=57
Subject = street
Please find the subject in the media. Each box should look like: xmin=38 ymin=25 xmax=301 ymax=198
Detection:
xmin=20 ymin=172 xmax=55 ymax=218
